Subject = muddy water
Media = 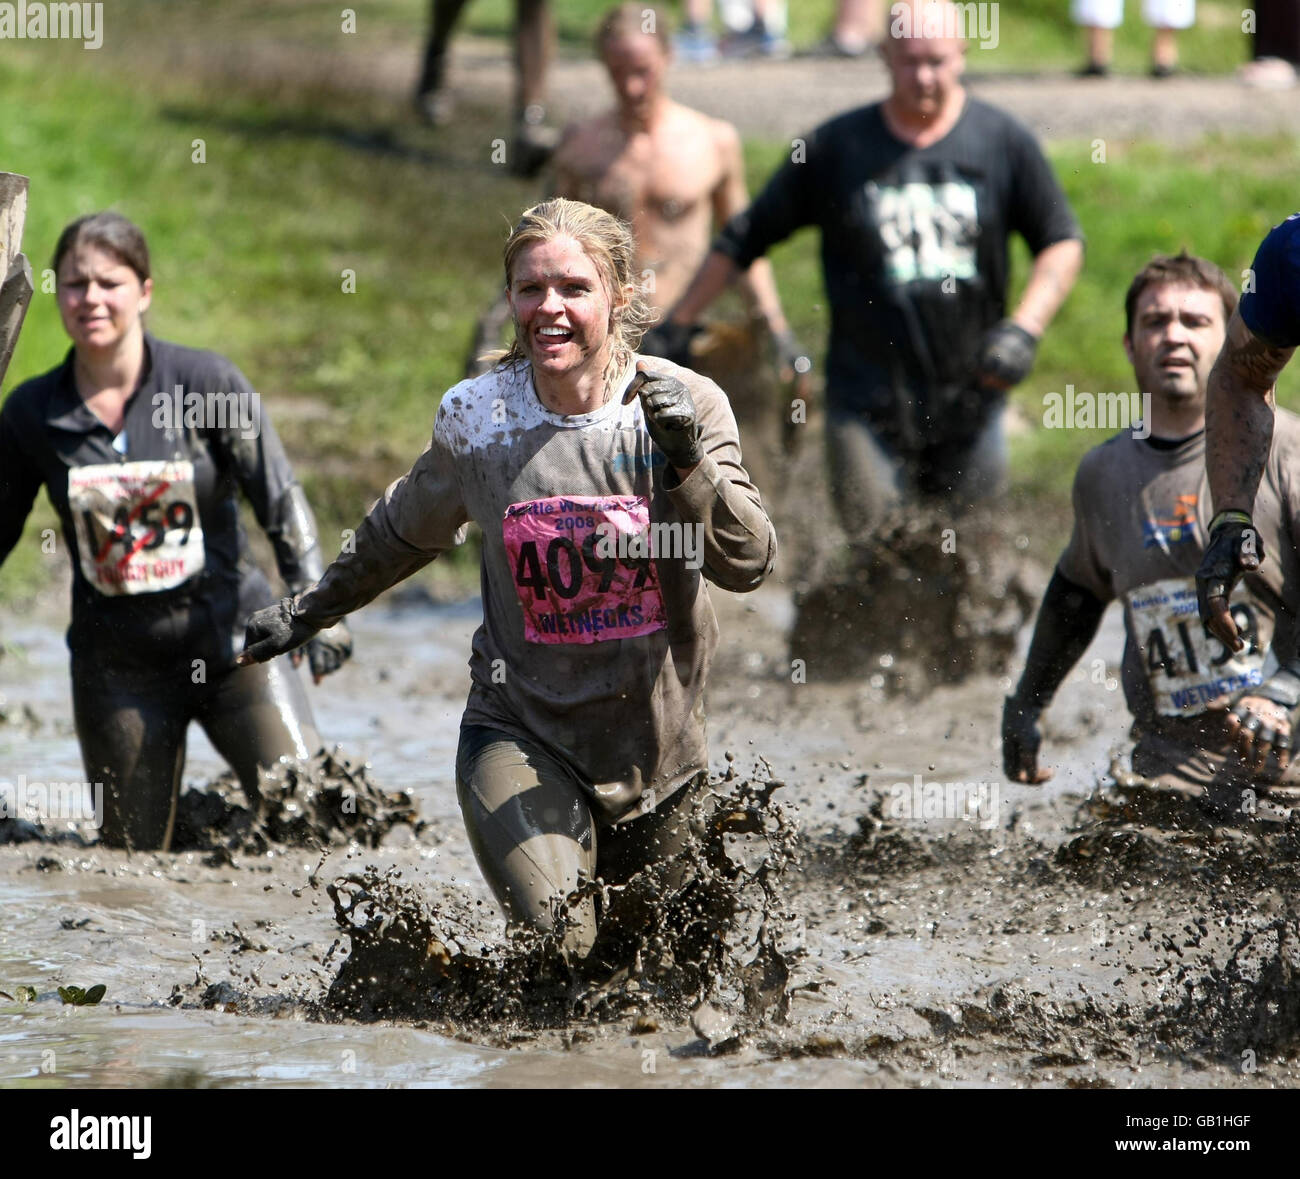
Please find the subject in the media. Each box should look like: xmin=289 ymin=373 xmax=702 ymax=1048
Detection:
xmin=3 ymin=574 xmax=1299 ymax=1088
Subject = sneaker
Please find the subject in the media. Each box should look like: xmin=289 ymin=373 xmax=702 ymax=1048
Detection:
xmin=509 ymin=118 xmax=561 ymax=178
xmin=1075 ymin=60 xmax=1111 ymax=77
xmin=1149 ymin=62 xmax=1178 ymax=79
xmin=1240 ymin=57 xmax=1297 ymax=89
xmin=414 ymin=88 xmax=455 ymax=127
xmin=673 ymin=27 xmax=719 ymax=64
xmin=719 ymin=25 xmax=764 ymax=58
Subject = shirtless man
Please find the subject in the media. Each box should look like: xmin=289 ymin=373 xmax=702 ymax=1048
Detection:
xmin=466 ymin=3 xmax=807 ymax=386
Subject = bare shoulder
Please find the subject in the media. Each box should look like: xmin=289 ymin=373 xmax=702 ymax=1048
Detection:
xmin=703 ymin=109 xmax=742 ymax=158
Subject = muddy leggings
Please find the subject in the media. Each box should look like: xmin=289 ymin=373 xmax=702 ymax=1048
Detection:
xmin=456 ymin=725 xmax=702 ymax=958
xmin=72 ymin=653 xmax=320 ymax=851
xmin=825 ymin=405 xmax=1009 ymax=546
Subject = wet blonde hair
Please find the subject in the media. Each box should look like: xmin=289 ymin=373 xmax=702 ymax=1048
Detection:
xmin=497 ymin=198 xmax=654 ymax=388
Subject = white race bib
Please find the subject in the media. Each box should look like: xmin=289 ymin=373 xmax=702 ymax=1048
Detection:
xmin=1125 ymin=576 xmax=1266 ymax=717
xmin=68 ymin=460 xmax=204 ymax=596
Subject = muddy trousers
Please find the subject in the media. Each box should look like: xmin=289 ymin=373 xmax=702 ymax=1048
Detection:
xmin=456 ymin=725 xmax=701 ymax=958
xmin=825 ymin=405 xmax=1008 ymax=546
xmin=72 ymin=654 xmax=320 ymax=851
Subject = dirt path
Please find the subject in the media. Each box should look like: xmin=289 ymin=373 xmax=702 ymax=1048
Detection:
xmin=134 ymin=30 xmax=1300 ymax=144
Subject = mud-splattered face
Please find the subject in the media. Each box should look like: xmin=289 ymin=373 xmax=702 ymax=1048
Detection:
xmin=56 ymin=245 xmax=152 ymax=355
xmin=507 ymin=235 xmax=619 ymax=391
xmin=1124 ymin=282 xmax=1226 ymax=406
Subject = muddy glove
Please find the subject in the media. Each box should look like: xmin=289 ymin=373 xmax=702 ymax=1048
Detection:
xmin=299 ymin=620 xmax=353 ymax=683
xmin=1002 ymin=696 xmax=1051 ymax=784
xmin=625 ymin=365 xmax=704 ymax=470
xmin=641 ymin=320 xmax=702 ymax=367
xmin=772 ymin=328 xmax=813 ymax=455
xmin=236 ymin=597 xmax=321 ymax=669
xmin=1228 ymin=659 xmax=1300 ymax=772
xmin=1196 ymin=510 xmax=1264 ymax=651
xmin=773 ymin=328 xmax=812 ymax=383
xmin=976 ymin=319 xmax=1038 ymax=391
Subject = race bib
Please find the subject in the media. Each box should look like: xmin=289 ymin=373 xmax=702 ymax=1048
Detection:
xmin=68 ymin=460 xmax=204 ymax=596
xmin=1125 ymin=577 xmax=1266 ymax=716
xmin=503 ymin=495 xmax=667 ymax=645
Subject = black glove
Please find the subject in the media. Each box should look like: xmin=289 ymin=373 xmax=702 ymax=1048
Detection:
xmin=1196 ymin=510 xmax=1264 ymax=649
xmin=976 ymin=319 xmax=1039 ymax=390
xmin=1002 ymin=696 xmax=1047 ymax=783
xmin=640 ymin=320 xmax=702 ymax=367
xmin=302 ymin=620 xmax=353 ymax=682
xmin=236 ymin=597 xmax=321 ymax=669
xmin=625 ymin=368 xmax=704 ymax=470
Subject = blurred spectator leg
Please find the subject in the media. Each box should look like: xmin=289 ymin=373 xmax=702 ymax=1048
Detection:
xmin=676 ymin=0 xmax=720 ymax=62
xmin=1242 ymin=0 xmax=1299 ymax=86
xmin=511 ymin=0 xmax=559 ymax=177
xmin=1072 ymin=0 xmax=1121 ymax=74
xmin=416 ymin=0 xmax=473 ymax=124
xmin=1143 ymin=0 xmax=1194 ymax=76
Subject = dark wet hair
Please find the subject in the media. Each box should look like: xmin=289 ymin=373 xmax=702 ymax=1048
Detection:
xmin=51 ymin=211 xmax=151 ymax=284
xmin=1124 ymin=251 xmax=1236 ymax=336
xmin=595 ymin=3 xmax=670 ymax=55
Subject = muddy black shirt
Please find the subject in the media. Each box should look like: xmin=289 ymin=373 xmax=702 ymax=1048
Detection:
xmin=714 ymin=97 xmax=1081 ymax=448
xmin=0 ymin=336 xmax=323 ymax=667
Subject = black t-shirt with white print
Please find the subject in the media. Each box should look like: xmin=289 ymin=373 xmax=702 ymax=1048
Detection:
xmin=715 ymin=97 xmax=1081 ymax=449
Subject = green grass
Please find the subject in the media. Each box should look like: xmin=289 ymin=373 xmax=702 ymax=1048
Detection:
xmin=0 ymin=22 xmax=1295 ymax=598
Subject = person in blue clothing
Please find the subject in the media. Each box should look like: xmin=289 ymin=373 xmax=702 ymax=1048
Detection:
xmin=0 ymin=212 xmax=351 ymax=850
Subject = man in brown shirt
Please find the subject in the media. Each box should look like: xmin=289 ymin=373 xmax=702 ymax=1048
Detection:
xmin=1003 ymin=253 xmax=1300 ymax=819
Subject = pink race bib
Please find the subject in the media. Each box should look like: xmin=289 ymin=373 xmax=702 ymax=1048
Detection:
xmin=503 ymin=495 xmax=667 ymax=644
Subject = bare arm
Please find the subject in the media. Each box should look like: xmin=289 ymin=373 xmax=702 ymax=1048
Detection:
xmin=712 ymin=124 xmax=788 ymax=336
xmin=668 ymin=251 xmax=739 ymax=326
xmin=1206 ymin=307 xmax=1295 ymax=516
xmin=1010 ymin=238 xmax=1084 ymax=337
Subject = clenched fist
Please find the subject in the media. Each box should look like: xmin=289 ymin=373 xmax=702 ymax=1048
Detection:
xmin=624 ymin=362 xmax=704 ymax=471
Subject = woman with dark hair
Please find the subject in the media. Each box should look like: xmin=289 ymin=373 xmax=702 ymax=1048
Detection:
xmin=0 ymin=211 xmax=351 ymax=850
xmin=239 ymin=198 xmax=775 ymax=957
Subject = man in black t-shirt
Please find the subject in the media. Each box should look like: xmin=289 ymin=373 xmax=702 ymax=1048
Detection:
xmin=660 ymin=0 xmax=1084 ymax=544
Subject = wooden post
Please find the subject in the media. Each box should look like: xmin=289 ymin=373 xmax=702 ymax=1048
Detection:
xmin=0 ymin=172 xmax=33 ymax=389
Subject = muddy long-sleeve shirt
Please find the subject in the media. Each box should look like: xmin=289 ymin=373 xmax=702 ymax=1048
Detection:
xmin=0 ymin=335 xmax=324 ymax=668
xmin=1057 ymin=410 xmax=1300 ymax=738
xmin=294 ymin=356 xmax=776 ymax=823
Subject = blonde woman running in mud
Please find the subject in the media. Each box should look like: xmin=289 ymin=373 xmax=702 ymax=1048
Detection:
xmin=238 ymin=198 xmax=776 ymax=960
